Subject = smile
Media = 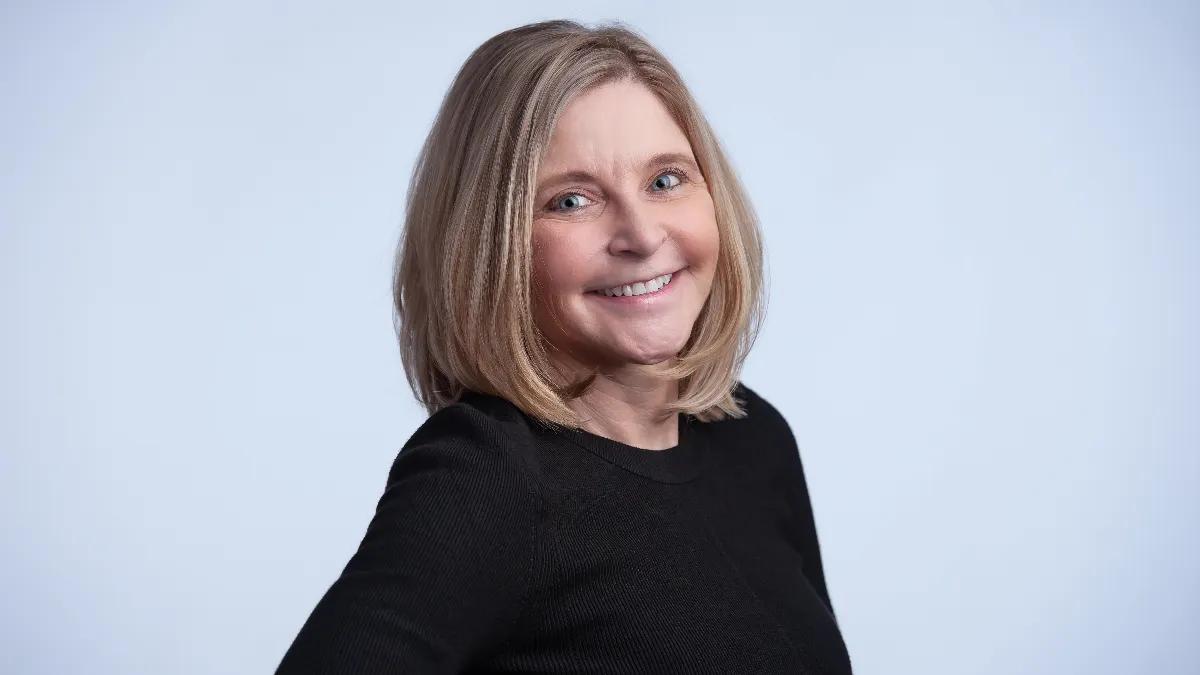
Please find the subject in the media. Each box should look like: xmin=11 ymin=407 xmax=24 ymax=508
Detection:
xmin=590 ymin=272 xmax=676 ymax=298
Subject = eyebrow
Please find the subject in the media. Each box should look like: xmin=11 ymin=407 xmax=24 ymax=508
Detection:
xmin=535 ymin=151 xmax=703 ymax=194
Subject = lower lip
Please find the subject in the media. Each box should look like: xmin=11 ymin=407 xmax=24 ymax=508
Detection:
xmin=588 ymin=270 xmax=683 ymax=304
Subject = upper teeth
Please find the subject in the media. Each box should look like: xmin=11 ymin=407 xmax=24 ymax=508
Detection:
xmin=601 ymin=273 xmax=673 ymax=297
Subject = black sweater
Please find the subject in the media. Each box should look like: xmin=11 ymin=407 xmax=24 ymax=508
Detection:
xmin=277 ymin=383 xmax=852 ymax=674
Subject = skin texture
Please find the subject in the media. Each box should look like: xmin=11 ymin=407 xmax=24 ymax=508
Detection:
xmin=530 ymin=79 xmax=720 ymax=449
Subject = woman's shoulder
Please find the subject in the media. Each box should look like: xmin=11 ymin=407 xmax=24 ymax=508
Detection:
xmin=731 ymin=381 xmax=795 ymax=437
xmin=401 ymin=391 xmax=530 ymax=450
xmin=386 ymin=392 xmax=539 ymax=494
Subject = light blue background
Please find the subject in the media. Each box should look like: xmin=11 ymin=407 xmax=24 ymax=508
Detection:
xmin=3 ymin=1 xmax=1197 ymax=673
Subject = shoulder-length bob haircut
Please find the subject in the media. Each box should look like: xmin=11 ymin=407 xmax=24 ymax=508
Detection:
xmin=393 ymin=19 xmax=766 ymax=428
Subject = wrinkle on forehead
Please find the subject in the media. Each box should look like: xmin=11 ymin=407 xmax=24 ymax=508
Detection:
xmin=538 ymin=80 xmax=694 ymax=181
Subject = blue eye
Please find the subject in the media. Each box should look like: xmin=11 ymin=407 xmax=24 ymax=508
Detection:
xmin=553 ymin=193 xmax=593 ymax=211
xmin=651 ymin=172 xmax=682 ymax=191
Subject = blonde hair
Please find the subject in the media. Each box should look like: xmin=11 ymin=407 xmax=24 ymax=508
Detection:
xmin=392 ymin=20 xmax=766 ymax=428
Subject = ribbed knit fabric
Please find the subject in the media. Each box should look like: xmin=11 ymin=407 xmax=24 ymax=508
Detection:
xmin=276 ymin=383 xmax=852 ymax=674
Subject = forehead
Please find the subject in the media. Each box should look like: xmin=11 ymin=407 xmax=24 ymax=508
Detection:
xmin=540 ymin=79 xmax=693 ymax=174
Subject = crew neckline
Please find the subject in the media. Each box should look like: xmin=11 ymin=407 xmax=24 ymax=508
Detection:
xmin=457 ymin=390 xmax=710 ymax=484
xmin=547 ymin=412 xmax=710 ymax=484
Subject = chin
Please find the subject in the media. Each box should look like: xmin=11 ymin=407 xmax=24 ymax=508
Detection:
xmin=619 ymin=351 xmax=675 ymax=366
xmin=610 ymin=332 xmax=690 ymax=366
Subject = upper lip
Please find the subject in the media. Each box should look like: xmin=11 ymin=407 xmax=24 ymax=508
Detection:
xmin=589 ymin=268 xmax=680 ymax=292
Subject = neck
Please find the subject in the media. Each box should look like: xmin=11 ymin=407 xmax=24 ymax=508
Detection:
xmin=549 ymin=352 xmax=680 ymax=451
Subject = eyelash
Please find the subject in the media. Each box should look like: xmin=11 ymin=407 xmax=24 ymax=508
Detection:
xmin=546 ymin=167 xmax=691 ymax=212
xmin=653 ymin=166 xmax=691 ymax=190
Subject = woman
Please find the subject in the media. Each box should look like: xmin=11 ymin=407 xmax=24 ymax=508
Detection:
xmin=277 ymin=19 xmax=852 ymax=674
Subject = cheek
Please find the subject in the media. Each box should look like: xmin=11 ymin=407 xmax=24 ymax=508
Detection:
xmin=675 ymin=196 xmax=721 ymax=272
xmin=531 ymin=227 xmax=589 ymax=301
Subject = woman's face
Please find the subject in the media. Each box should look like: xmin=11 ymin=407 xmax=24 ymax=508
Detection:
xmin=530 ymin=79 xmax=720 ymax=370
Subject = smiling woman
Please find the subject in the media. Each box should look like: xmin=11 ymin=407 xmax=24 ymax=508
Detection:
xmin=276 ymin=19 xmax=852 ymax=674
xmin=531 ymin=80 xmax=722 ymax=392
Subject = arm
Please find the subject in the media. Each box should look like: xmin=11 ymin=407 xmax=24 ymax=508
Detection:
xmin=276 ymin=406 xmax=540 ymax=674
xmin=782 ymin=437 xmax=837 ymax=621
xmin=738 ymin=384 xmax=839 ymax=621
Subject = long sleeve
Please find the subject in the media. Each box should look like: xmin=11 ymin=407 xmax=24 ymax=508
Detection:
xmin=737 ymin=384 xmax=839 ymax=621
xmin=276 ymin=406 xmax=541 ymax=674
xmin=784 ymin=440 xmax=837 ymax=621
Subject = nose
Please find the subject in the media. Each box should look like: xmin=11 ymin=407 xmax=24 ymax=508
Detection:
xmin=607 ymin=199 xmax=667 ymax=257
